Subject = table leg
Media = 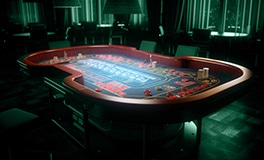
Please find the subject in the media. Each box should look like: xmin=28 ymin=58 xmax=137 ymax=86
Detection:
xmin=83 ymin=104 xmax=91 ymax=152
xmin=195 ymin=119 xmax=202 ymax=150
xmin=142 ymin=124 xmax=148 ymax=160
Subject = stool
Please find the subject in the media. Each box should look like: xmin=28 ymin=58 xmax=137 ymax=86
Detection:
xmin=0 ymin=108 xmax=52 ymax=160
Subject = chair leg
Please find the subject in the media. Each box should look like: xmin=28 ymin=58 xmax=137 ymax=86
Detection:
xmin=25 ymin=149 xmax=53 ymax=160
xmin=8 ymin=144 xmax=13 ymax=160
xmin=84 ymin=37 xmax=88 ymax=45
xmin=49 ymin=152 xmax=53 ymax=160
xmin=92 ymin=37 xmax=95 ymax=44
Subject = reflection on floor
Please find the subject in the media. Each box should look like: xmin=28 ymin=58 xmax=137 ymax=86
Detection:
xmin=0 ymin=56 xmax=264 ymax=160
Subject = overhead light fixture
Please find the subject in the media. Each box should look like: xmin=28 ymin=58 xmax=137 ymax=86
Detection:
xmin=103 ymin=0 xmax=142 ymax=14
xmin=54 ymin=0 xmax=82 ymax=8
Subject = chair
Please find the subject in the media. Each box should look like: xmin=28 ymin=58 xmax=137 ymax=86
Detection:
xmin=48 ymin=40 xmax=71 ymax=49
xmin=175 ymin=45 xmax=200 ymax=57
xmin=0 ymin=108 xmax=52 ymax=160
xmin=29 ymin=24 xmax=49 ymax=52
xmin=81 ymin=22 xmax=98 ymax=44
xmin=139 ymin=40 xmax=157 ymax=52
xmin=109 ymin=20 xmax=128 ymax=45
xmin=71 ymin=24 xmax=85 ymax=46
xmin=158 ymin=25 xmax=176 ymax=55
xmin=191 ymin=28 xmax=211 ymax=57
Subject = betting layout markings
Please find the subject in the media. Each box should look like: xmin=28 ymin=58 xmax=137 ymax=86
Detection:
xmin=65 ymin=60 xmax=127 ymax=96
xmin=91 ymin=56 xmax=162 ymax=87
xmin=93 ymin=54 xmax=160 ymax=97
xmin=95 ymin=81 xmax=128 ymax=97
xmin=95 ymin=55 xmax=215 ymax=99
xmin=64 ymin=54 xmax=219 ymax=99
xmin=62 ymin=54 xmax=155 ymax=97
xmin=145 ymin=67 xmax=219 ymax=99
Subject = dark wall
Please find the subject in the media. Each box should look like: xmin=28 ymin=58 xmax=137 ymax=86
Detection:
xmin=0 ymin=1 xmax=8 ymax=25
xmin=1 ymin=0 xmax=55 ymax=31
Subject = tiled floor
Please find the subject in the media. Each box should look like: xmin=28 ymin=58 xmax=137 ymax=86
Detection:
xmin=199 ymin=85 xmax=264 ymax=160
xmin=0 ymin=47 xmax=264 ymax=160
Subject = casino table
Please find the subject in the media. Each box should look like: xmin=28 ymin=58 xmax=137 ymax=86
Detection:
xmin=18 ymin=45 xmax=253 ymax=159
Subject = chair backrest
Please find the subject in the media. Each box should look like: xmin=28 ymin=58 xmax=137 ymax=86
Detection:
xmin=192 ymin=28 xmax=211 ymax=43
xmin=139 ymin=40 xmax=157 ymax=52
xmin=48 ymin=40 xmax=71 ymax=49
xmin=0 ymin=108 xmax=39 ymax=130
xmin=28 ymin=23 xmax=44 ymax=32
xmin=81 ymin=22 xmax=97 ymax=34
xmin=175 ymin=45 xmax=200 ymax=57
xmin=29 ymin=24 xmax=47 ymax=40
xmin=30 ymin=29 xmax=48 ymax=40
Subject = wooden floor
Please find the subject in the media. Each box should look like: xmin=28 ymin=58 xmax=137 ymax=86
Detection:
xmin=0 ymin=46 xmax=264 ymax=160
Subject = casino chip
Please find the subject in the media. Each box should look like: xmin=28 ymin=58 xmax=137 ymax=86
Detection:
xmin=166 ymin=92 xmax=177 ymax=99
xmin=95 ymin=88 xmax=102 ymax=92
xmin=155 ymin=86 xmax=163 ymax=91
xmin=144 ymin=89 xmax=152 ymax=96
xmin=181 ymin=78 xmax=189 ymax=82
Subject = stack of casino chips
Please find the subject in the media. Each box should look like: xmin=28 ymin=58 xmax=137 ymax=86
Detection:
xmin=197 ymin=67 xmax=209 ymax=80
